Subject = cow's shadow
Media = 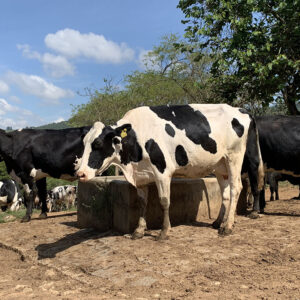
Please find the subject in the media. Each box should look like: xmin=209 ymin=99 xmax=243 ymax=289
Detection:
xmin=35 ymin=227 xmax=117 ymax=260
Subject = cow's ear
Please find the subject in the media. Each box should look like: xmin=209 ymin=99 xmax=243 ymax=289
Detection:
xmin=115 ymin=124 xmax=132 ymax=139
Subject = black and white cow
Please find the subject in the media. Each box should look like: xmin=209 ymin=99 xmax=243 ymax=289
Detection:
xmin=255 ymin=115 xmax=300 ymax=209
xmin=0 ymin=127 xmax=90 ymax=222
xmin=47 ymin=185 xmax=77 ymax=211
xmin=76 ymin=104 xmax=264 ymax=239
xmin=0 ymin=179 xmax=23 ymax=212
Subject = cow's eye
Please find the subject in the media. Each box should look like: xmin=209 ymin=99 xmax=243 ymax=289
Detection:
xmin=92 ymin=138 xmax=102 ymax=150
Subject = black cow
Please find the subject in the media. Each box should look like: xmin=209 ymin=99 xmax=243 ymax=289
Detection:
xmin=0 ymin=179 xmax=23 ymax=211
xmin=0 ymin=127 xmax=90 ymax=222
xmin=266 ymin=172 xmax=300 ymax=201
xmin=255 ymin=115 xmax=300 ymax=210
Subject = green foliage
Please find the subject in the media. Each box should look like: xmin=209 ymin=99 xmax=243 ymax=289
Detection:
xmin=0 ymin=161 xmax=9 ymax=180
xmin=178 ymin=0 xmax=300 ymax=115
xmin=69 ymin=34 xmax=218 ymax=126
xmin=34 ymin=121 xmax=71 ymax=130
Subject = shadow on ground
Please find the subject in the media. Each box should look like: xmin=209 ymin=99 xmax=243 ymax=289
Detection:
xmin=35 ymin=228 xmax=117 ymax=260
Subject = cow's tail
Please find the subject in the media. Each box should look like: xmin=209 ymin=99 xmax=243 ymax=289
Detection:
xmin=242 ymin=115 xmax=265 ymax=213
xmin=255 ymin=126 xmax=265 ymax=191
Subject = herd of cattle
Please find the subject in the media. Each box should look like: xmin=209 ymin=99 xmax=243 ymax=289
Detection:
xmin=0 ymin=180 xmax=77 ymax=213
xmin=0 ymin=104 xmax=299 ymax=240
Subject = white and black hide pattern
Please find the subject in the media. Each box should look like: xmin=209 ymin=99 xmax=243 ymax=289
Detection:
xmin=77 ymin=104 xmax=263 ymax=239
xmin=0 ymin=179 xmax=23 ymax=212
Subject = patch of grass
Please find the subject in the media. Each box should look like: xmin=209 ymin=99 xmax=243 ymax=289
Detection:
xmin=0 ymin=206 xmax=77 ymax=223
xmin=0 ymin=208 xmax=26 ymax=223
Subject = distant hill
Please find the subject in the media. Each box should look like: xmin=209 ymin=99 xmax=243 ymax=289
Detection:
xmin=34 ymin=121 xmax=71 ymax=130
xmin=4 ymin=121 xmax=74 ymax=132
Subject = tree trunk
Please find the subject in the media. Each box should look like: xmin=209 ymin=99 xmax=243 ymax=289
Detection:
xmin=282 ymin=83 xmax=300 ymax=115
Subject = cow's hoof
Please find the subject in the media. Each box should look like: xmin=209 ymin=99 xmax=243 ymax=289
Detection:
xmin=248 ymin=211 xmax=260 ymax=219
xmin=155 ymin=232 xmax=169 ymax=241
xmin=218 ymin=227 xmax=232 ymax=236
xmin=131 ymin=231 xmax=144 ymax=240
xmin=39 ymin=212 xmax=47 ymax=219
xmin=212 ymin=220 xmax=221 ymax=229
xmin=21 ymin=215 xmax=31 ymax=223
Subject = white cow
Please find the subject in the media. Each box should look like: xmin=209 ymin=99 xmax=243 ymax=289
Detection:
xmin=76 ymin=104 xmax=264 ymax=239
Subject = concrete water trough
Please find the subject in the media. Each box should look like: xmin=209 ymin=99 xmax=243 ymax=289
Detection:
xmin=77 ymin=176 xmax=248 ymax=234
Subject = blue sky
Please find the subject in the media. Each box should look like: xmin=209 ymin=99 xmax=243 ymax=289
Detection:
xmin=0 ymin=0 xmax=186 ymax=129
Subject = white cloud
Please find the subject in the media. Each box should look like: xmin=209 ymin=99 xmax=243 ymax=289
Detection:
xmin=0 ymin=80 xmax=9 ymax=94
xmin=0 ymin=98 xmax=17 ymax=114
xmin=0 ymin=117 xmax=29 ymax=129
xmin=17 ymin=44 xmax=40 ymax=59
xmin=42 ymin=53 xmax=75 ymax=77
xmin=0 ymin=98 xmax=37 ymax=129
xmin=9 ymin=95 xmax=21 ymax=104
xmin=54 ymin=117 xmax=65 ymax=123
xmin=5 ymin=71 xmax=74 ymax=104
xmin=18 ymin=44 xmax=75 ymax=78
xmin=0 ymin=98 xmax=33 ymax=116
xmin=45 ymin=28 xmax=135 ymax=64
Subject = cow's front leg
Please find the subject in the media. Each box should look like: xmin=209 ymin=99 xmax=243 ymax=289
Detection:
xmin=132 ymin=186 xmax=148 ymax=240
xmin=213 ymin=174 xmax=230 ymax=229
xmin=21 ymin=182 xmax=37 ymax=222
xmin=156 ymin=178 xmax=171 ymax=241
xmin=36 ymin=178 xmax=47 ymax=219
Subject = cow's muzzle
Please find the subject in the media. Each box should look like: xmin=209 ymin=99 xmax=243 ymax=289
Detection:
xmin=77 ymin=171 xmax=88 ymax=182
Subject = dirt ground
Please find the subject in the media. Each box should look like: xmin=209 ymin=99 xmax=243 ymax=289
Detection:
xmin=0 ymin=184 xmax=300 ymax=300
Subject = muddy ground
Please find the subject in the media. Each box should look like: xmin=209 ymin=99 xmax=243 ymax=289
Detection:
xmin=0 ymin=184 xmax=300 ymax=300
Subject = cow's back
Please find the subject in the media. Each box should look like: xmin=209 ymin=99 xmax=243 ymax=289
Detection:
xmin=121 ymin=104 xmax=251 ymax=151
xmin=118 ymin=104 xmax=252 ymax=179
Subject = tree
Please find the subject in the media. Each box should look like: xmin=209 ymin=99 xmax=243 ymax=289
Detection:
xmin=69 ymin=78 xmax=132 ymax=126
xmin=70 ymin=34 xmax=218 ymax=126
xmin=178 ymin=0 xmax=300 ymax=115
xmin=126 ymin=34 xmax=218 ymax=105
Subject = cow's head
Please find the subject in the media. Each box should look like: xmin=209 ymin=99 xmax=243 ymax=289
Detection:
xmin=76 ymin=121 xmax=131 ymax=182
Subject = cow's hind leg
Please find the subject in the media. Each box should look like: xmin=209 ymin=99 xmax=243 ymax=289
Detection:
xmin=155 ymin=178 xmax=171 ymax=241
xmin=213 ymin=174 xmax=230 ymax=229
xmin=36 ymin=178 xmax=47 ymax=219
xmin=219 ymin=157 xmax=243 ymax=236
xmin=132 ymin=186 xmax=148 ymax=240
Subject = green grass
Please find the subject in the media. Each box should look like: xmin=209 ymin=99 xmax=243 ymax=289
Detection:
xmin=0 ymin=206 xmax=77 ymax=223
xmin=0 ymin=208 xmax=27 ymax=223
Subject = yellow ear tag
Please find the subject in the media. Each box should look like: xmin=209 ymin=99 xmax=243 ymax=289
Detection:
xmin=120 ymin=128 xmax=127 ymax=138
